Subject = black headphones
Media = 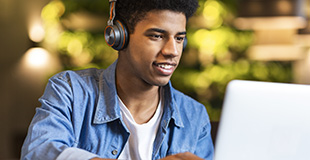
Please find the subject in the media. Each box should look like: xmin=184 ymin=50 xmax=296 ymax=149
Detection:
xmin=104 ymin=0 xmax=187 ymax=51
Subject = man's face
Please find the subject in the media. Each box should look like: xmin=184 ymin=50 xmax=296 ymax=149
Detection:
xmin=118 ymin=10 xmax=186 ymax=87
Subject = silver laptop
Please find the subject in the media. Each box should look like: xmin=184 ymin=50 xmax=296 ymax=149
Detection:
xmin=214 ymin=80 xmax=310 ymax=160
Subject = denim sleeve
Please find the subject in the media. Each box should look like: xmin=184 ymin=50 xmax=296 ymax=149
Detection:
xmin=195 ymin=110 xmax=214 ymax=160
xmin=21 ymin=74 xmax=99 ymax=160
xmin=56 ymin=147 xmax=98 ymax=160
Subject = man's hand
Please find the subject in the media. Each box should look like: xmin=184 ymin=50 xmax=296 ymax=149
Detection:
xmin=90 ymin=158 xmax=116 ymax=160
xmin=161 ymin=152 xmax=203 ymax=160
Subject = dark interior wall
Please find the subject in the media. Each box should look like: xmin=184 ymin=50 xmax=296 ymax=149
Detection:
xmin=0 ymin=0 xmax=49 ymax=159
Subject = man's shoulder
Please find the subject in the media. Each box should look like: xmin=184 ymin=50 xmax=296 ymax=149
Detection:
xmin=51 ymin=68 xmax=105 ymax=82
xmin=51 ymin=61 xmax=118 ymax=84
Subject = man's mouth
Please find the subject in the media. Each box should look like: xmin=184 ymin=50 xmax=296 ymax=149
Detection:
xmin=153 ymin=62 xmax=177 ymax=76
xmin=157 ymin=63 xmax=174 ymax=70
xmin=154 ymin=62 xmax=176 ymax=69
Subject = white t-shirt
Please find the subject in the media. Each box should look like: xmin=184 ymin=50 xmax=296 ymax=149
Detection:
xmin=117 ymin=94 xmax=163 ymax=160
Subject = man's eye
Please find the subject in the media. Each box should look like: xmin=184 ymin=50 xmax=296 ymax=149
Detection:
xmin=149 ymin=34 xmax=163 ymax=40
xmin=176 ymin=37 xmax=185 ymax=43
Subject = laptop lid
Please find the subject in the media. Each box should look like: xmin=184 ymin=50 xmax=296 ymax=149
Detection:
xmin=214 ymin=80 xmax=310 ymax=160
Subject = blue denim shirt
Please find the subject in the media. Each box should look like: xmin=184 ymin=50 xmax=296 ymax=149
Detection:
xmin=21 ymin=61 xmax=214 ymax=160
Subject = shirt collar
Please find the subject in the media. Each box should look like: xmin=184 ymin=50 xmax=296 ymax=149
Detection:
xmin=93 ymin=60 xmax=184 ymax=128
xmin=93 ymin=60 xmax=120 ymax=124
xmin=161 ymin=82 xmax=184 ymax=128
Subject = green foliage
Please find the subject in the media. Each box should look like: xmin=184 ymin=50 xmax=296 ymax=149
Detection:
xmin=41 ymin=0 xmax=117 ymax=70
xmin=61 ymin=0 xmax=108 ymax=16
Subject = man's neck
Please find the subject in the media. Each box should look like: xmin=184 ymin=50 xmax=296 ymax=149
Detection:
xmin=116 ymin=69 xmax=160 ymax=124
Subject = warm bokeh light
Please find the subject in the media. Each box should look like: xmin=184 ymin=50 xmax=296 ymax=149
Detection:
xmin=277 ymin=0 xmax=292 ymax=14
xmin=17 ymin=47 xmax=61 ymax=85
xmin=234 ymin=17 xmax=307 ymax=30
xmin=29 ymin=23 xmax=45 ymax=42
xmin=203 ymin=0 xmax=224 ymax=29
xmin=41 ymin=0 xmax=65 ymax=22
xmin=24 ymin=47 xmax=50 ymax=68
xmin=247 ymin=45 xmax=304 ymax=61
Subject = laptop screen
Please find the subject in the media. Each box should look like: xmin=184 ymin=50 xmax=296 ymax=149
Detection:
xmin=214 ymin=80 xmax=310 ymax=160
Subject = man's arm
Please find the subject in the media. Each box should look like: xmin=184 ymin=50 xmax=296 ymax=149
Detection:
xmin=21 ymin=75 xmax=99 ymax=160
xmin=194 ymin=109 xmax=214 ymax=159
xmin=56 ymin=148 xmax=98 ymax=160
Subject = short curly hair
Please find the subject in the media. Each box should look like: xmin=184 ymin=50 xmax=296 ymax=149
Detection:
xmin=115 ymin=0 xmax=199 ymax=33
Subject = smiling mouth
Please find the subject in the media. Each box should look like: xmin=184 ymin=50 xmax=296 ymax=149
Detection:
xmin=153 ymin=62 xmax=176 ymax=69
xmin=153 ymin=62 xmax=177 ymax=76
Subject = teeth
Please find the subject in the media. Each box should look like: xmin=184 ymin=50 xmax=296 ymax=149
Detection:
xmin=158 ymin=64 xmax=173 ymax=70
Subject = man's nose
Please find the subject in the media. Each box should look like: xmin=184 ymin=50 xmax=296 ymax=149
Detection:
xmin=161 ymin=37 xmax=179 ymax=57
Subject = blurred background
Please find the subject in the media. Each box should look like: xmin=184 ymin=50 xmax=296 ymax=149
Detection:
xmin=0 ymin=0 xmax=309 ymax=159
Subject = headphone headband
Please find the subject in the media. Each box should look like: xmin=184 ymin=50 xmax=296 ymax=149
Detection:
xmin=104 ymin=0 xmax=129 ymax=51
xmin=107 ymin=0 xmax=116 ymax=26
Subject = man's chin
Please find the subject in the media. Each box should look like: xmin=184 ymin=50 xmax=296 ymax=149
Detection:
xmin=147 ymin=76 xmax=171 ymax=87
xmin=156 ymin=83 xmax=169 ymax=87
xmin=154 ymin=80 xmax=170 ymax=87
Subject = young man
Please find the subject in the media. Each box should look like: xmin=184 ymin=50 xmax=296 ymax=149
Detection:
xmin=21 ymin=0 xmax=214 ymax=159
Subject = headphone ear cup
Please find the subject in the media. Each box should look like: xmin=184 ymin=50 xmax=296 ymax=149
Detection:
xmin=104 ymin=20 xmax=129 ymax=51
xmin=182 ymin=37 xmax=187 ymax=52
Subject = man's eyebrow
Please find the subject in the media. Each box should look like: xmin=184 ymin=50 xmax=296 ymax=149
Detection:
xmin=146 ymin=28 xmax=166 ymax=33
xmin=176 ymin=31 xmax=187 ymax=35
xmin=146 ymin=28 xmax=186 ymax=35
